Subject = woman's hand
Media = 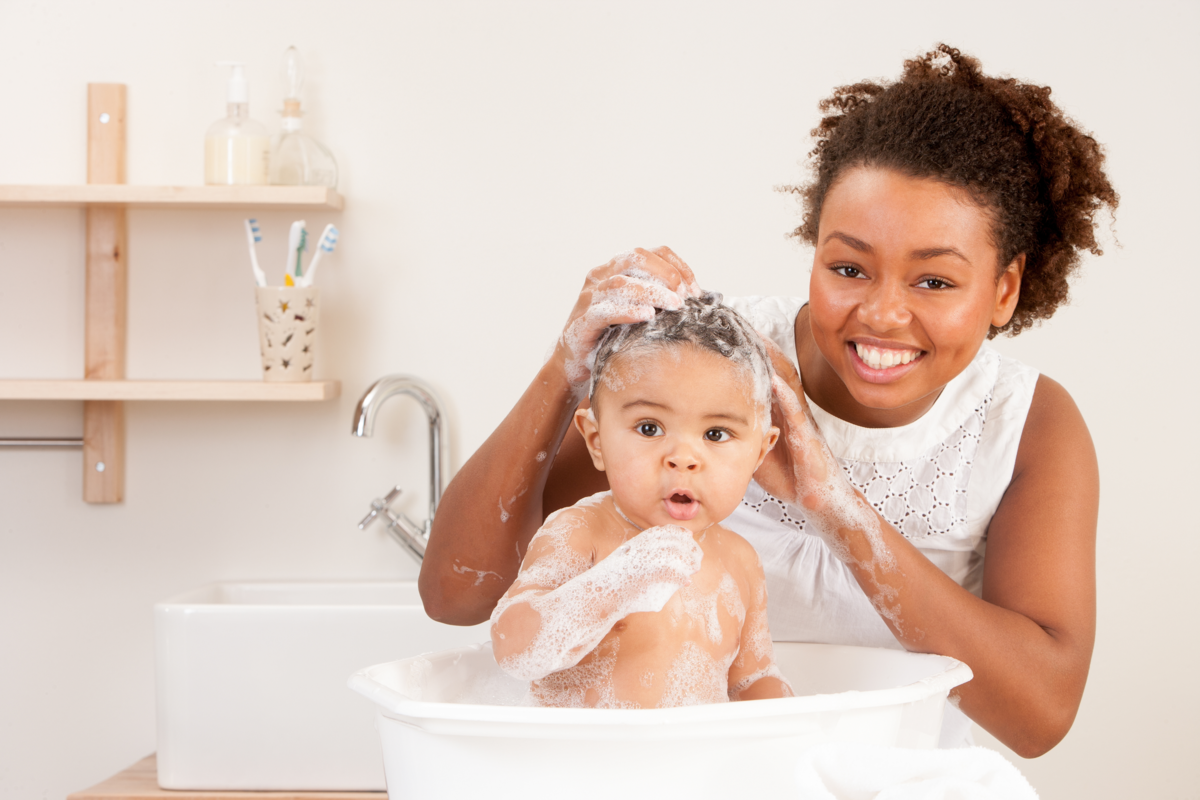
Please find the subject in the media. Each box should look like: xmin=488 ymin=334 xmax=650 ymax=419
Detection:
xmin=753 ymin=337 xmax=883 ymax=564
xmin=753 ymin=335 xmax=839 ymax=508
xmin=555 ymin=247 xmax=702 ymax=389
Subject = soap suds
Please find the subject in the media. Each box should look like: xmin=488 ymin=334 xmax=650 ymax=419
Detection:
xmin=453 ymin=561 xmax=504 ymax=587
xmin=729 ymin=664 xmax=793 ymax=700
xmin=660 ymin=641 xmax=729 ymax=707
xmin=492 ymin=510 xmax=702 ymax=683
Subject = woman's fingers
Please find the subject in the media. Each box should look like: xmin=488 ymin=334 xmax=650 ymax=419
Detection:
xmin=649 ymin=246 xmax=703 ymax=297
xmin=589 ymin=247 xmax=699 ymax=298
xmin=758 ymin=333 xmax=804 ymax=398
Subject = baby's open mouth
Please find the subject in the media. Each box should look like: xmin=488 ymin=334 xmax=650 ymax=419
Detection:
xmin=664 ymin=491 xmax=699 ymax=521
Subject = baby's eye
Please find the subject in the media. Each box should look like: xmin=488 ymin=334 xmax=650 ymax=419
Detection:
xmin=637 ymin=422 xmax=662 ymax=437
xmin=704 ymin=428 xmax=731 ymax=443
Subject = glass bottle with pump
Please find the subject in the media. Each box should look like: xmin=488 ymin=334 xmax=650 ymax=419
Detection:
xmin=269 ymin=47 xmax=338 ymax=188
xmin=205 ymin=62 xmax=270 ymax=185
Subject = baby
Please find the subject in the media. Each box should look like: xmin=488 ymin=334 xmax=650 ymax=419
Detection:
xmin=490 ymin=293 xmax=794 ymax=708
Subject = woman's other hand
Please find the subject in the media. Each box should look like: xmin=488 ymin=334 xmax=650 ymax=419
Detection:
xmin=753 ymin=335 xmax=837 ymax=506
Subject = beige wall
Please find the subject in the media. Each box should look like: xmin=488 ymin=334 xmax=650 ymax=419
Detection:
xmin=1 ymin=1 xmax=1195 ymax=797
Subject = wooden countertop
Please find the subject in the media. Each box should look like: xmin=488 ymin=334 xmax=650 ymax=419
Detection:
xmin=69 ymin=756 xmax=387 ymax=800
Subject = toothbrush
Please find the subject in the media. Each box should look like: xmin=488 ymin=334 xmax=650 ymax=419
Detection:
xmin=298 ymin=224 xmax=339 ymax=287
xmin=284 ymin=220 xmax=307 ymax=287
xmin=244 ymin=219 xmax=266 ymax=287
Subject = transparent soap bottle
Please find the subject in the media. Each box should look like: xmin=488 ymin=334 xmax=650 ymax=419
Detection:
xmin=269 ymin=47 xmax=338 ymax=188
xmin=205 ymin=62 xmax=270 ymax=185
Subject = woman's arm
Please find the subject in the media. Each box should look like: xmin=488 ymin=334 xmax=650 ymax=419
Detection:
xmin=758 ymin=356 xmax=1097 ymax=757
xmin=421 ymin=248 xmax=700 ymax=625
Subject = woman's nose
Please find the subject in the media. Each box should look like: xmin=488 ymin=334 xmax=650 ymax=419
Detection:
xmin=857 ymin=278 xmax=912 ymax=331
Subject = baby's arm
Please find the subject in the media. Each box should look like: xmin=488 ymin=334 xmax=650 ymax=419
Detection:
xmin=727 ymin=548 xmax=793 ymax=701
xmin=490 ymin=509 xmax=702 ymax=682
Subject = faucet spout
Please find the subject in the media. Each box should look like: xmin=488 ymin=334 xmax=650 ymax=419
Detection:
xmin=353 ymin=375 xmax=446 ymax=560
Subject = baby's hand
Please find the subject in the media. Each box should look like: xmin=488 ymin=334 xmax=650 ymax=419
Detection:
xmin=556 ymin=248 xmax=702 ymax=389
xmin=596 ymin=524 xmax=703 ymax=615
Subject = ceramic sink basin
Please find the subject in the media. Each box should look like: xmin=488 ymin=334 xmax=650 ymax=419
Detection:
xmin=154 ymin=581 xmax=489 ymax=790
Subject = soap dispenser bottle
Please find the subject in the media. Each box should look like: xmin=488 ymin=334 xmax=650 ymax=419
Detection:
xmin=205 ymin=62 xmax=270 ymax=185
xmin=269 ymin=47 xmax=338 ymax=188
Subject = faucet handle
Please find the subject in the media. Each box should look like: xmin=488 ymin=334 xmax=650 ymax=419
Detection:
xmin=359 ymin=485 xmax=404 ymax=529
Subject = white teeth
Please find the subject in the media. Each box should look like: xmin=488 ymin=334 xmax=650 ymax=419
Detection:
xmin=855 ymin=343 xmax=919 ymax=370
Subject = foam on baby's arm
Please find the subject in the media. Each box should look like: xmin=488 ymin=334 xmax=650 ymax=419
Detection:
xmin=490 ymin=505 xmax=702 ymax=683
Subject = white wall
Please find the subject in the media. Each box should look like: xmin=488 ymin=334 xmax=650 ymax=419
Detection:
xmin=1 ymin=2 xmax=1195 ymax=797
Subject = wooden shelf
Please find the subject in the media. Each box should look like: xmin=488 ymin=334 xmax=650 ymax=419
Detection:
xmin=0 ymin=184 xmax=344 ymax=210
xmin=2 ymin=84 xmax=346 ymax=502
xmin=0 ymin=380 xmax=340 ymax=402
xmin=69 ymin=754 xmax=385 ymax=800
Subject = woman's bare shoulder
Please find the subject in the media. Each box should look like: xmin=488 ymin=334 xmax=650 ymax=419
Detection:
xmin=1015 ymin=374 xmax=1096 ymax=479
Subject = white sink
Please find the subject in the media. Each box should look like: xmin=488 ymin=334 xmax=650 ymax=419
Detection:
xmin=154 ymin=581 xmax=489 ymax=790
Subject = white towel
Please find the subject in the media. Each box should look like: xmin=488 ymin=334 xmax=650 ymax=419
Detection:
xmin=793 ymin=743 xmax=1038 ymax=799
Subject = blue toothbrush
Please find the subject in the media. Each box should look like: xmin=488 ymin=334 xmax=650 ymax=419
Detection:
xmin=244 ymin=218 xmax=267 ymax=287
xmin=298 ymin=224 xmax=339 ymax=287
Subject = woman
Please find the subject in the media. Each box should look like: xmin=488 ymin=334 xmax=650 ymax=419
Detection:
xmin=421 ymin=45 xmax=1117 ymax=757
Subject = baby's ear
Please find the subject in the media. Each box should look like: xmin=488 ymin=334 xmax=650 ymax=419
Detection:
xmin=573 ymin=406 xmax=606 ymax=472
xmin=755 ymin=425 xmax=781 ymax=470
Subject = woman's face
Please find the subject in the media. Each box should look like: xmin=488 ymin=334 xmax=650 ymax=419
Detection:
xmin=807 ymin=166 xmax=1022 ymax=426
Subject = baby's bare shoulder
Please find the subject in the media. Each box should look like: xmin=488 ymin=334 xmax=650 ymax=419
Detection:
xmin=709 ymin=525 xmax=765 ymax=576
xmin=533 ymin=495 xmax=624 ymax=553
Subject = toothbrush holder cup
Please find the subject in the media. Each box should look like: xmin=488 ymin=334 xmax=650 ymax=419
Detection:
xmin=255 ymin=286 xmax=320 ymax=382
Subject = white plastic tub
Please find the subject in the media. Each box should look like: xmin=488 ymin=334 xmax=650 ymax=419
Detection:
xmin=154 ymin=581 xmax=488 ymax=790
xmin=349 ymin=641 xmax=972 ymax=798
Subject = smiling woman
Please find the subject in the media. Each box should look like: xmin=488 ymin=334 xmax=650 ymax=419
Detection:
xmin=422 ymin=44 xmax=1117 ymax=759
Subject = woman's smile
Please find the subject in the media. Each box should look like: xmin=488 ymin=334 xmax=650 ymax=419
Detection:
xmin=848 ymin=340 xmax=926 ymax=382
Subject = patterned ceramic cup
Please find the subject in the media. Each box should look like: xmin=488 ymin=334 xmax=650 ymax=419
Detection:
xmin=254 ymin=286 xmax=319 ymax=382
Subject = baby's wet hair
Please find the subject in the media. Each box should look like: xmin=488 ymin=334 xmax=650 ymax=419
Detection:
xmin=590 ymin=292 xmax=773 ymax=427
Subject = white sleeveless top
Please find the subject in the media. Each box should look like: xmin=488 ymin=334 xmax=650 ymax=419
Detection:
xmin=723 ymin=296 xmax=1040 ymax=746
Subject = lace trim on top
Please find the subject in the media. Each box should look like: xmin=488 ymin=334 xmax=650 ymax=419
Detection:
xmin=742 ymin=390 xmax=994 ymax=541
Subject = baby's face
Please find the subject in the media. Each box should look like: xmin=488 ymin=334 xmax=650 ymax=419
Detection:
xmin=577 ymin=344 xmax=779 ymax=533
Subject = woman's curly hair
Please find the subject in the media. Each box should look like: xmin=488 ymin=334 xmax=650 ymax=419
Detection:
xmin=787 ymin=44 xmax=1118 ymax=336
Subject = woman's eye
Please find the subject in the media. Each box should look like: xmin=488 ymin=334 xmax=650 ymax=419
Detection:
xmin=918 ymin=277 xmax=952 ymax=290
xmin=637 ymin=422 xmax=662 ymax=437
xmin=704 ymin=428 xmax=731 ymax=443
xmin=832 ymin=264 xmax=863 ymax=279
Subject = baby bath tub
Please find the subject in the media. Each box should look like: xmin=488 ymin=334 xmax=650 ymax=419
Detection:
xmin=349 ymin=641 xmax=972 ymax=798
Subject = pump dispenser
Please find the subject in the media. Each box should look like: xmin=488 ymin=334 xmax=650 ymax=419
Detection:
xmin=205 ymin=62 xmax=270 ymax=185
xmin=269 ymin=47 xmax=338 ymax=188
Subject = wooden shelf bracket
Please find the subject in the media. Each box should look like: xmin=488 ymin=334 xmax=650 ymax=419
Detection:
xmin=84 ymin=83 xmax=128 ymax=503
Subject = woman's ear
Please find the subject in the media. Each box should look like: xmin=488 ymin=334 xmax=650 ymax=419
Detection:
xmin=573 ymin=406 xmax=606 ymax=472
xmin=992 ymin=253 xmax=1025 ymax=328
xmin=755 ymin=425 xmax=781 ymax=471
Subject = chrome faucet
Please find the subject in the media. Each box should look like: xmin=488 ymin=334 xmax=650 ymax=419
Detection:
xmin=352 ymin=375 xmax=445 ymax=562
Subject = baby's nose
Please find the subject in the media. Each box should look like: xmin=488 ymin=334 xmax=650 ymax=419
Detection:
xmin=667 ymin=452 xmax=699 ymax=471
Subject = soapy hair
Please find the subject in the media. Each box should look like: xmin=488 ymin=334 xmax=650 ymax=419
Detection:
xmin=785 ymin=44 xmax=1118 ymax=337
xmin=589 ymin=293 xmax=773 ymax=426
